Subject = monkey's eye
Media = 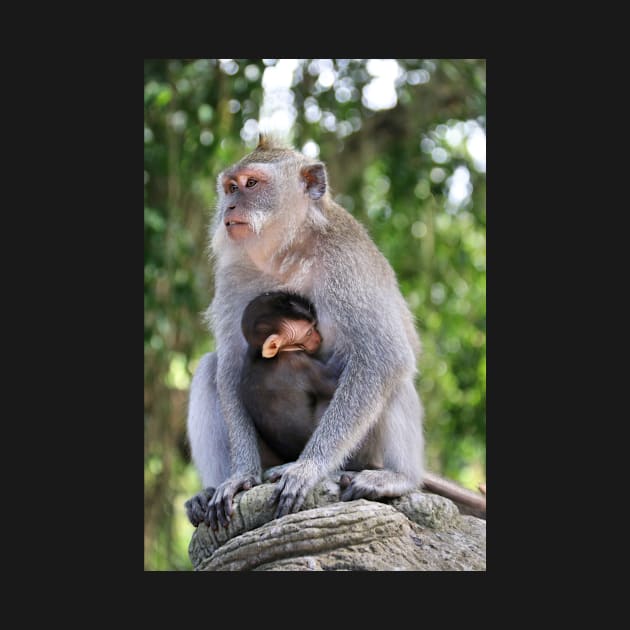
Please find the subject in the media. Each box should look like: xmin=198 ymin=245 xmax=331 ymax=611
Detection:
xmin=245 ymin=178 xmax=257 ymax=188
xmin=306 ymin=328 xmax=313 ymax=336
xmin=229 ymin=183 xmax=238 ymax=193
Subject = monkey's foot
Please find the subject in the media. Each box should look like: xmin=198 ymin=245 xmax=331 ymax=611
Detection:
xmin=184 ymin=487 xmax=216 ymax=527
xmin=207 ymin=473 xmax=261 ymax=530
xmin=339 ymin=469 xmax=415 ymax=502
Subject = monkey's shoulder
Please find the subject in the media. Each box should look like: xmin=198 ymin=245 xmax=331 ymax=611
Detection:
xmin=313 ymin=209 xmax=395 ymax=279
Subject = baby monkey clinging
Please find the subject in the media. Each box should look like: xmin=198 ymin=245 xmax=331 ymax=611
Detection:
xmin=239 ymin=291 xmax=341 ymax=463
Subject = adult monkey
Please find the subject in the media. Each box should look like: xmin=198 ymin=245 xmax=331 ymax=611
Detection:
xmin=186 ymin=135 xmax=424 ymax=529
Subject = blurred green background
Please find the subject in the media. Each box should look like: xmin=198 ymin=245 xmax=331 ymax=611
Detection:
xmin=144 ymin=59 xmax=486 ymax=570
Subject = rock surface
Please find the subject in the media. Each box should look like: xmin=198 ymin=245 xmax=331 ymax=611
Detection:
xmin=189 ymin=476 xmax=486 ymax=571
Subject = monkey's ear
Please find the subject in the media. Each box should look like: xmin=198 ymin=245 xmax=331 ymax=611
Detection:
xmin=262 ymin=334 xmax=282 ymax=358
xmin=301 ymin=163 xmax=327 ymax=200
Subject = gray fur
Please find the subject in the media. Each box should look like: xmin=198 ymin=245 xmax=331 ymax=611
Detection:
xmin=186 ymin=140 xmax=424 ymax=525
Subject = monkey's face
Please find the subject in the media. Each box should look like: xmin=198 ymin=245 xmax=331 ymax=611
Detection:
xmin=261 ymin=319 xmax=322 ymax=358
xmin=213 ymin=150 xmax=328 ymax=255
xmin=218 ymin=164 xmax=279 ymax=242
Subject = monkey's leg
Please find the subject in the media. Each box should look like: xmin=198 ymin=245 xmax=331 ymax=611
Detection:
xmin=340 ymin=379 xmax=424 ymax=502
xmin=185 ymin=352 xmax=231 ymax=527
xmin=339 ymin=469 xmax=417 ymax=501
xmin=201 ymin=361 xmax=268 ymax=530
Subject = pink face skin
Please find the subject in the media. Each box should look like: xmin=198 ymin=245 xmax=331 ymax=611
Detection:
xmin=262 ymin=319 xmax=322 ymax=358
xmin=221 ymin=168 xmax=269 ymax=241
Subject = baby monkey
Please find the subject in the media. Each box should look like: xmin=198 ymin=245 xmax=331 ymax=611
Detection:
xmin=240 ymin=291 xmax=342 ymax=463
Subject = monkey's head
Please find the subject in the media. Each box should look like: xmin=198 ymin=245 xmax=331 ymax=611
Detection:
xmin=241 ymin=291 xmax=322 ymax=358
xmin=212 ymin=134 xmax=329 ymax=254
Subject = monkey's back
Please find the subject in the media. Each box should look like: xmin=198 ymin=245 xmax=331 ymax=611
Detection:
xmin=239 ymin=353 xmax=330 ymax=462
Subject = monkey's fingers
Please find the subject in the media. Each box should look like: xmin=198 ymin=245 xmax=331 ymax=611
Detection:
xmin=221 ymin=495 xmax=234 ymax=525
xmin=185 ymin=496 xmax=206 ymax=527
xmin=219 ymin=478 xmax=252 ymax=524
xmin=217 ymin=491 xmax=233 ymax=528
xmin=340 ymin=479 xmax=379 ymax=502
xmin=289 ymin=489 xmax=308 ymax=514
xmin=274 ymin=485 xmax=295 ymax=518
xmin=263 ymin=463 xmax=294 ymax=483
xmin=340 ymin=485 xmax=360 ymax=501
xmin=205 ymin=500 xmax=220 ymax=530
xmin=339 ymin=472 xmax=357 ymax=490
xmin=206 ymin=496 xmax=228 ymax=529
xmin=185 ymin=487 xmax=216 ymax=527
xmin=207 ymin=476 xmax=259 ymax=529
xmin=268 ymin=478 xmax=284 ymax=507
xmin=267 ymin=462 xmax=316 ymax=518
xmin=273 ymin=481 xmax=309 ymax=518
xmin=274 ymin=490 xmax=297 ymax=518
xmin=206 ymin=486 xmax=231 ymax=529
xmin=270 ymin=477 xmax=295 ymax=516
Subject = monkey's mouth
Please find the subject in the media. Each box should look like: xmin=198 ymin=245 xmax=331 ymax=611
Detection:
xmin=225 ymin=219 xmax=251 ymax=240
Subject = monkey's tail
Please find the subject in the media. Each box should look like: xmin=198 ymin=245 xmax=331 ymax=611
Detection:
xmin=422 ymin=471 xmax=486 ymax=520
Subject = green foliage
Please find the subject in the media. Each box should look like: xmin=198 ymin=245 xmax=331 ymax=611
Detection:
xmin=144 ymin=59 xmax=486 ymax=570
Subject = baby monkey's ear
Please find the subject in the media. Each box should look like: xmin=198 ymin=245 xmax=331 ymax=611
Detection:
xmin=262 ymin=334 xmax=282 ymax=358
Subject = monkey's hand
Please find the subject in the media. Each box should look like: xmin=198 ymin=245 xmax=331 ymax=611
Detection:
xmin=262 ymin=463 xmax=295 ymax=482
xmin=184 ymin=486 xmax=216 ymax=527
xmin=324 ymin=354 xmax=345 ymax=380
xmin=205 ymin=473 xmax=260 ymax=530
xmin=268 ymin=460 xmax=321 ymax=518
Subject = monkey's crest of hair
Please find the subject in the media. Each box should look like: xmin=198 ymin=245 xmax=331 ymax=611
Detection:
xmin=256 ymin=133 xmax=290 ymax=152
xmin=240 ymin=132 xmax=297 ymax=164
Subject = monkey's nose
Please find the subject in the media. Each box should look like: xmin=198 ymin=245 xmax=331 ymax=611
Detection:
xmin=228 ymin=204 xmax=236 ymax=210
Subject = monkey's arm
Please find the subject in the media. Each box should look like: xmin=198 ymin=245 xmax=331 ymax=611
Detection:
xmin=206 ymin=298 xmax=264 ymax=529
xmin=270 ymin=292 xmax=413 ymax=517
xmin=302 ymin=355 xmax=341 ymax=399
